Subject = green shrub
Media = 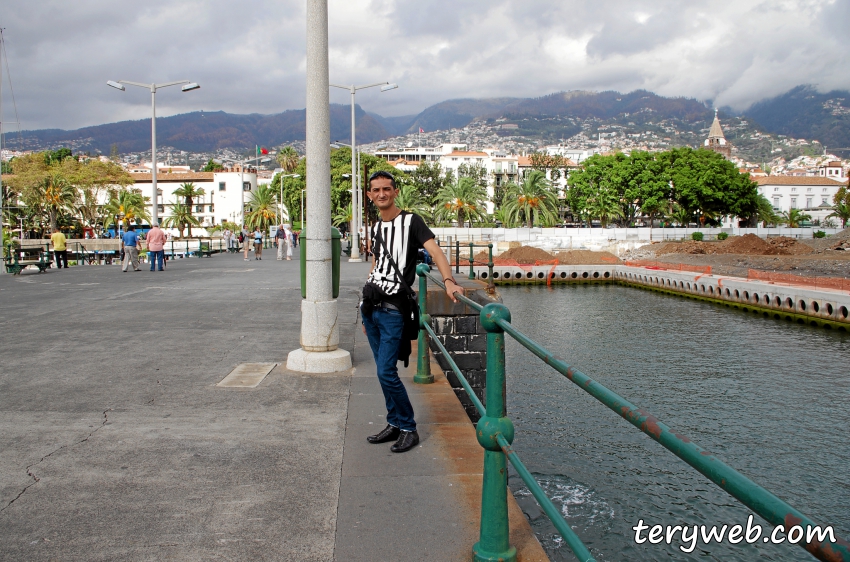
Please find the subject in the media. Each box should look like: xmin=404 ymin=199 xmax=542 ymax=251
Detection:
xmin=813 ymin=230 xmax=826 ymax=238
xmin=716 ymin=232 xmax=729 ymax=240
xmin=691 ymin=231 xmax=704 ymax=241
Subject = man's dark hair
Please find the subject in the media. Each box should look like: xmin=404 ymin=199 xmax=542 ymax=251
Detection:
xmin=368 ymin=170 xmax=396 ymax=190
xmin=128 ymin=225 xmax=136 ymax=231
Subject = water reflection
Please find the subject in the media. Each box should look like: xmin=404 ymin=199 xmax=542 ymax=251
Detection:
xmin=500 ymin=284 xmax=850 ymax=561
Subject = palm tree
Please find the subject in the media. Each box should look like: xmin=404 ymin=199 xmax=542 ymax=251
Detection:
xmin=172 ymin=182 xmax=205 ymax=236
xmin=332 ymin=203 xmax=352 ymax=229
xmin=501 ymin=170 xmax=559 ymax=227
xmin=781 ymin=208 xmax=811 ymax=228
xmin=395 ymin=184 xmax=432 ymax=221
xmin=23 ymin=172 xmax=78 ymax=232
xmin=585 ymin=189 xmax=623 ymax=228
xmin=435 ymin=176 xmax=487 ymax=227
xmin=669 ymin=203 xmax=694 ymax=227
xmin=162 ymin=204 xmax=199 ymax=238
xmin=827 ymin=203 xmax=850 ymax=227
xmin=755 ymin=195 xmax=781 ymax=227
xmin=245 ymin=185 xmax=279 ymax=233
xmin=277 ymin=146 xmax=300 ymax=173
xmin=103 ymin=189 xmax=151 ymax=231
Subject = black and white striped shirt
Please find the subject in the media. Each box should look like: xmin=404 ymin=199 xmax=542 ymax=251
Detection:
xmin=367 ymin=211 xmax=434 ymax=296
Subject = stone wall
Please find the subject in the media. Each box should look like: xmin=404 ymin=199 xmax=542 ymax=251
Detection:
xmin=424 ymin=278 xmax=499 ymax=422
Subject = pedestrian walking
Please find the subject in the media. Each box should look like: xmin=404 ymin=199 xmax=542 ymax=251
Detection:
xmin=121 ymin=225 xmax=141 ymax=272
xmin=241 ymin=225 xmax=251 ymax=261
xmin=253 ymin=227 xmax=263 ymax=260
xmin=360 ymin=171 xmax=462 ymax=453
xmin=50 ymin=228 xmax=68 ymax=269
xmin=222 ymin=228 xmax=232 ymax=251
xmin=276 ymin=223 xmax=294 ymax=260
xmin=146 ymin=222 xmax=167 ymax=272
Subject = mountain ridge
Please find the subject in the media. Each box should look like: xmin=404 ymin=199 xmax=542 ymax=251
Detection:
xmin=10 ymin=86 xmax=850 ymax=155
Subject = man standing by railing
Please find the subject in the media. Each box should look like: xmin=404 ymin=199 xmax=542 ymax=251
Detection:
xmin=360 ymin=170 xmax=463 ymax=453
xmin=50 ymin=228 xmax=68 ymax=269
xmin=146 ymin=222 xmax=167 ymax=272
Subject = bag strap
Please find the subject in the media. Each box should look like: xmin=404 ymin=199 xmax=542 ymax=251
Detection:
xmin=375 ymin=212 xmax=415 ymax=297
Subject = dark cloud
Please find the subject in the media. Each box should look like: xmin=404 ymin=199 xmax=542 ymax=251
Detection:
xmin=0 ymin=0 xmax=847 ymax=132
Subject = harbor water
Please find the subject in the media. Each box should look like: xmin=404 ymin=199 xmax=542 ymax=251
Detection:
xmin=500 ymin=284 xmax=850 ymax=561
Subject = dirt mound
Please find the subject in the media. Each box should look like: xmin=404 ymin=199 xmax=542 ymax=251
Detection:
xmin=654 ymin=241 xmax=709 ymax=255
xmin=765 ymin=236 xmax=814 ymax=255
xmin=496 ymin=245 xmax=556 ymax=264
xmin=554 ymin=250 xmax=622 ymax=265
xmin=713 ymin=234 xmax=775 ymax=255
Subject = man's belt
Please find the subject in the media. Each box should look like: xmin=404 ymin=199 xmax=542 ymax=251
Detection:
xmin=378 ymin=302 xmax=400 ymax=312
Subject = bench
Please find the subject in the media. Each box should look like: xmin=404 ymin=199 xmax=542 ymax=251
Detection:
xmin=3 ymin=248 xmax=53 ymax=275
xmin=195 ymin=244 xmax=213 ymax=258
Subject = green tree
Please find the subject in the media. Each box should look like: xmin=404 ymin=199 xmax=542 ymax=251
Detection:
xmin=103 ymin=189 xmax=151 ymax=231
xmin=663 ymin=148 xmax=759 ymax=227
xmin=435 ymin=177 xmax=487 ymax=227
xmin=395 ymin=184 xmax=432 ymax=221
xmin=586 ymin=188 xmax=624 ymax=227
xmin=501 ymin=170 xmax=559 ymax=227
xmin=162 ymin=203 xmax=199 ymax=238
xmin=276 ymin=146 xmax=300 ymax=173
xmin=755 ymin=195 xmax=781 ymax=226
xmin=566 ymin=153 xmax=625 ymax=228
xmin=410 ymin=161 xmax=452 ymax=204
xmin=245 ymin=185 xmax=278 ymax=233
xmin=827 ymin=203 xmax=850 ymax=227
xmin=332 ymin=203 xmax=352 ymax=229
xmin=202 ymin=158 xmax=224 ymax=172
xmin=669 ymin=203 xmax=694 ymax=227
xmin=781 ymin=208 xmax=811 ymax=228
xmin=172 ymin=182 xmax=205 ymax=236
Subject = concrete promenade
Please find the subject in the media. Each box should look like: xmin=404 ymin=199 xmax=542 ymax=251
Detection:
xmin=0 ymin=253 xmax=546 ymax=561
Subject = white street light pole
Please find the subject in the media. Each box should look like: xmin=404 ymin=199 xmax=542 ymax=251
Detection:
xmin=287 ymin=0 xmax=351 ymax=373
xmin=277 ymin=173 xmax=300 ymax=221
xmin=330 ymin=81 xmax=397 ymax=262
xmin=107 ymin=80 xmax=199 ymax=226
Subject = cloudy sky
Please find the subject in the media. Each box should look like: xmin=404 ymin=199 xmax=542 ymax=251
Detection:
xmin=1 ymin=0 xmax=848 ymax=131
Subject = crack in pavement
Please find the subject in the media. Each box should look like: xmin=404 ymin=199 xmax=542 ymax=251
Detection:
xmin=1 ymin=408 xmax=113 ymax=512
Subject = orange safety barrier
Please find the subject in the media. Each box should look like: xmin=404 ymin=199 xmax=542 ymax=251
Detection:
xmin=624 ymin=260 xmax=712 ymax=275
xmin=747 ymin=269 xmax=850 ymax=293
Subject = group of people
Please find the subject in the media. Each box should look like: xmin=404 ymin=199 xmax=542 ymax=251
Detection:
xmin=220 ymin=224 xmax=298 ymax=262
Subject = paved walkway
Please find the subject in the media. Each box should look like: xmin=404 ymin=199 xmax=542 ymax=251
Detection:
xmin=0 ymin=254 xmax=546 ymax=561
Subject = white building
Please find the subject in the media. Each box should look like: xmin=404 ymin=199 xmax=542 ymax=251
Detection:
xmin=755 ymin=176 xmax=847 ymax=222
xmin=375 ymin=143 xmax=468 ymax=164
xmin=129 ymin=165 xmax=257 ymax=231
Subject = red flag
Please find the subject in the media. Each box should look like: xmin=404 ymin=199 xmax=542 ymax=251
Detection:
xmin=419 ymin=127 xmax=424 ymax=133
xmin=261 ymin=147 xmax=269 ymax=155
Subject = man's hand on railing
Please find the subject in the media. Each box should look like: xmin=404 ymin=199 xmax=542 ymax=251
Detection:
xmin=444 ymin=278 xmax=463 ymax=303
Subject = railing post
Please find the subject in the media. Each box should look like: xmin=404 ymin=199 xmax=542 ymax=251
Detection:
xmin=473 ymin=303 xmax=516 ymax=562
xmin=487 ymin=243 xmax=495 ymax=293
xmin=455 ymin=239 xmax=460 ymax=274
xmin=468 ymin=242 xmax=475 ymax=280
xmin=414 ymin=264 xmax=434 ymax=384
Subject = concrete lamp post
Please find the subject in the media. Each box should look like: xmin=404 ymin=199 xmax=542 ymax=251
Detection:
xmin=107 ymin=80 xmax=199 ymax=227
xmin=286 ymin=0 xmax=351 ymax=373
xmin=329 ymin=81 xmax=397 ymax=262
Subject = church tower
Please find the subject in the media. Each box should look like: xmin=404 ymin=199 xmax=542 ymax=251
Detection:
xmin=704 ymin=109 xmax=732 ymax=159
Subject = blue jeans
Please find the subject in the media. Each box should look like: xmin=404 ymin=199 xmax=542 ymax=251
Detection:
xmin=362 ymin=306 xmax=416 ymax=432
xmin=149 ymin=250 xmax=165 ymax=271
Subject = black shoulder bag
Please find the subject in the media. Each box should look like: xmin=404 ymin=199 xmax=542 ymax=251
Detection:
xmin=375 ymin=217 xmax=421 ymax=341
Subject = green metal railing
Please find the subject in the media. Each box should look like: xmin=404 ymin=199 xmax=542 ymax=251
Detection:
xmin=414 ymin=264 xmax=849 ymax=562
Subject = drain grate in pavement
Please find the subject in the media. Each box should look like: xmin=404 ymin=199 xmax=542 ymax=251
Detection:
xmin=217 ymin=363 xmax=277 ymax=388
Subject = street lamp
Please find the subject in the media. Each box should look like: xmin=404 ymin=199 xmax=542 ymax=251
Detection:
xmin=329 ymin=80 xmax=397 ymax=261
xmin=277 ymin=173 xmax=300 ymax=223
xmin=107 ymin=79 xmax=200 ymax=227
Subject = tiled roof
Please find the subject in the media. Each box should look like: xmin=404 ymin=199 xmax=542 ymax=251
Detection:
xmin=756 ymin=176 xmax=847 ymax=186
xmin=130 ymin=172 xmax=215 ymax=182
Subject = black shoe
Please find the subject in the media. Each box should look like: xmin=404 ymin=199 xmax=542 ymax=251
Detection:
xmin=391 ymin=430 xmax=419 ymax=453
xmin=367 ymin=424 xmax=400 ymax=444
